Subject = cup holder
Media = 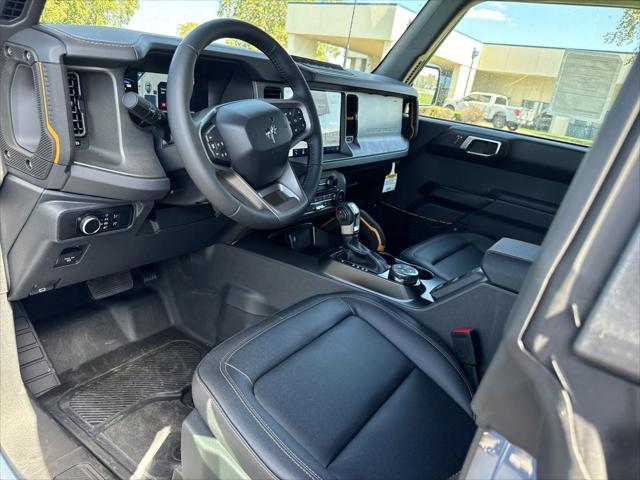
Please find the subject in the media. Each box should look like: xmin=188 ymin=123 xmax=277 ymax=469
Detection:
xmin=379 ymin=252 xmax=433 ymax=280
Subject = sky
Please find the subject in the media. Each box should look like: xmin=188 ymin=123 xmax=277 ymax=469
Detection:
xmin=456 ymin=1 xmax=637 ymax=52
xmin=125 ymin=0 xmax=638 ymax=53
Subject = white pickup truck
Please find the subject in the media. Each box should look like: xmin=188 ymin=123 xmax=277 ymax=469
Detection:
xmin=443 ymin=92 xmax=522 ymax=131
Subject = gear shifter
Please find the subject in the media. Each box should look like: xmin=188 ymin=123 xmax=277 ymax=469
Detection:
xmin=335 ymin=202 xmax=389 ymax=274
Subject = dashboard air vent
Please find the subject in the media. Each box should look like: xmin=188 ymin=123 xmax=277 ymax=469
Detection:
xmin=1 ymin=0 xmax=26 ymax=20
xmin=263 ymin=86 xmax=283 ymax=99
xmin=67 ymin=72 xmax=86 ymax=138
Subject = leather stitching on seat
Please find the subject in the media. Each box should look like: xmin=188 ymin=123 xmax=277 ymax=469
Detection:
xmin=216 ymin=297 xmax=340 ymax=480
xmin=226 ymin=363 xmax=254 ymax=385
xmin=194 ymin=373 xmax=279 ymax=480
xmin=336 ymin=295 xmax=474 ymax=400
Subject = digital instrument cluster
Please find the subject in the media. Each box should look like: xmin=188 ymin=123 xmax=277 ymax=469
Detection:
xmin=124 ymin=72 xmax=344 ymax=156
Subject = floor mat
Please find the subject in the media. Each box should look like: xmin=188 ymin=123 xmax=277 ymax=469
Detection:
xmin=42 ymin=337 xmax=205 ymax=480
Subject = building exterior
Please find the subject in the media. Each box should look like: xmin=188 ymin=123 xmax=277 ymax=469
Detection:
xmin=286 ymin=1 xmax=415 ymax=72
xmin=284 ymin=2 xmax=634 ymax=140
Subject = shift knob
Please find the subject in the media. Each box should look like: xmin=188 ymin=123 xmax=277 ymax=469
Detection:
xmin=336 ymin=202 xmax=360 ymax=236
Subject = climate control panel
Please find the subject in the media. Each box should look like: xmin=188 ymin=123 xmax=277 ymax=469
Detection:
xmin=59 ymin=205 xmax=134 ymax=240
xmin=305 ymin=171 xmax=346 ymax=215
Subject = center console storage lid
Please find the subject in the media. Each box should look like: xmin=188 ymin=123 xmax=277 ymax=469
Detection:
xmin=482 ymin=238 xmax=539 ymax=293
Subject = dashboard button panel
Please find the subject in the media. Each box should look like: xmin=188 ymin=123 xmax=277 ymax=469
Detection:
xmin=59 ymin=205 xmax=134 ymax=240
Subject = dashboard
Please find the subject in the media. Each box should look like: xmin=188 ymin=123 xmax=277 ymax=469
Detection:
xmin=0 ymin=23 xmax=418 ymax=300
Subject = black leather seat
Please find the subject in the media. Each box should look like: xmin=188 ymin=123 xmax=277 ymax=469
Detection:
xmin=192 ymin=293 xmax=476 ymax=480
xmin=400 ymin=233 xmax=494 ymax=281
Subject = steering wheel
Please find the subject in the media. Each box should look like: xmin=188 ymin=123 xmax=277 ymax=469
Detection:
xmin=167 ymin=19 xmax=323 ymax=229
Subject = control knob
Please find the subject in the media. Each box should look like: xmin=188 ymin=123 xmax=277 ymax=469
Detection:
xmin=389 ymin=263 xmax=420 ymax=285
xmin=79 ymin=215 xmax=101 ymax=235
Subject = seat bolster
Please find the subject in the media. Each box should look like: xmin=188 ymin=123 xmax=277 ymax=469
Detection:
xmin=193 ymin=297 xmax=348 ymax=480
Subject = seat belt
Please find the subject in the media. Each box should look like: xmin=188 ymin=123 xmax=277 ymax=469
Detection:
xmin=451 ymin=328 xmax=481 ymax=388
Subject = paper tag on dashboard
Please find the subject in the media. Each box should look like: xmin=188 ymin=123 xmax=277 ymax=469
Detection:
xmin=382 ymin=163 xmax=398 ymax=193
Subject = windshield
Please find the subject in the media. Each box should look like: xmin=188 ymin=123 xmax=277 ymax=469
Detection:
xmin=40 ymin=0 xmax=427 ymax=72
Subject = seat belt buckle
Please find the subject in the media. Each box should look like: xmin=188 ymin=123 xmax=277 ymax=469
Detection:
xmin=451 ymin=328 xmax=480 ymax=388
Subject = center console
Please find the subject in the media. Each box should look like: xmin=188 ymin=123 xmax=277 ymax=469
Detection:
xmin=269 ymin=201 xmax=540 ymax=306
xmin=271 ymin=201 xmax=449 ymax=304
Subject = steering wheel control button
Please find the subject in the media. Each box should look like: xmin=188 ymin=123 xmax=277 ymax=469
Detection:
xmin=282 ymin=108 xmax=306 ymax=136
xmin=389 ymin=263 xmax=421 ymax=285
xmin=204 ymin=125 xmax=230 ymax=165
xmin=80 ymin=215 xmax=101 ymax=235
xmin=55 ymin=248 xmax=83 ymax=267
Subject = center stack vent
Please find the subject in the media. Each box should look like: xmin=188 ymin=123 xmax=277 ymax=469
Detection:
xmin=67 ymin=72 xmax=86 ymax=138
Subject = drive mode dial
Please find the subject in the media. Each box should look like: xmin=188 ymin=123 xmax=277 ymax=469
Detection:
xmin=389 ymin=263 xmax=420 ymax=285
xmin=80 ymin=215 xmax=101 ymax=235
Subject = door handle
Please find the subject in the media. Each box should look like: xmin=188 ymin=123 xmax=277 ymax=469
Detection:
xmin=460 ymin=136 xmax=502 ymax=157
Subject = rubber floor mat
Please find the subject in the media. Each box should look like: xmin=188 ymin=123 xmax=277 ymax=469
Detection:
xmin=60 ymin=341 xmax=202 ymax=429
xmin=45 ymin=338 xmax=205 ymax=480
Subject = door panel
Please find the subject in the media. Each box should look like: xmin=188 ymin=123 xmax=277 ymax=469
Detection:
xmin=374 ymin=117 xmax=585 ymax=251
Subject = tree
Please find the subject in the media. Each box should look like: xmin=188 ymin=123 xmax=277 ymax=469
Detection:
xmin=177 ymin=22 xmax=199 ymax=38
xmin=217 ymin=0 xmax=289 ymax=48
xmin=414 ymin=73 xmax=437 ymax=91
xmin=40 ymin=0 xmax=139 ymax=27
xmin=316 ymin=42 xmax=341 ymax=63
xmin=216 ymin=0 xmax=346 ymax=63
xmin=605 ymin=8 xmax=640 ymax=57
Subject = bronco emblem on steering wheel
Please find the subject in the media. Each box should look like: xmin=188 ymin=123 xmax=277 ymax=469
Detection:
xmin=265 ymin=117 xmax=278 ymax=144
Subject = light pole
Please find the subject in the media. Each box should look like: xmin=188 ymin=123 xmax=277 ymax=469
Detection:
xmin=343 ymin=1 xmax=357 ymax=69
xmin=464 ymin=47 xmax=480 ymax=96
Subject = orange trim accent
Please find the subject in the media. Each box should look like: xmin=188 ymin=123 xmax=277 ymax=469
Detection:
xmin=37 ymin=62 xmax=60 ymax=164
xmin=360 ymin=216 xmax=385 ymax=252
xmin=320 ymin=217 xmax=335 ymax=228
xmin=380 ymin=201 xmax=451 ymax=225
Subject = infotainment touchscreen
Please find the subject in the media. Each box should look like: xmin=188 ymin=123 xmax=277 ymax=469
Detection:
xmin=313 ymin=90 xmax=341 ymax=151
xmin=290 ymin=90 xmax=341 ymax=156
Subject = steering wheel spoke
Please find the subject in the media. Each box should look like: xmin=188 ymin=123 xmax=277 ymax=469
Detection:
xmin=218 ymin=161 xmax=307 ymax=217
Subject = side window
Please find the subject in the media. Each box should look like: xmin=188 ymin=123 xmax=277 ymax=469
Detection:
xmin=415 ymin=2 xmax=639 ymax=146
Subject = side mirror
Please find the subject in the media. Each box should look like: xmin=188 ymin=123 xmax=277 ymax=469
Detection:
xmin=414 ymin=64 xmax=440 ymax=106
